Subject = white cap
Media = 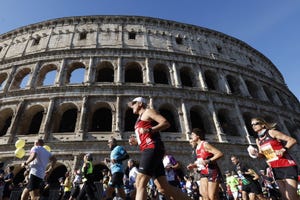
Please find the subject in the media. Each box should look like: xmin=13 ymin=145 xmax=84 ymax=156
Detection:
xmin=128 ymin=97 xmax=147 ymax=106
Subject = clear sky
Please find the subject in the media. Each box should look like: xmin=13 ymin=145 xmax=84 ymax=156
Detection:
xmin=0 ymin=0 xmax=299 ymax=101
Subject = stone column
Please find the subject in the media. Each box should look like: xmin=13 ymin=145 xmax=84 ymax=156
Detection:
xmin=27 ymin=61 xmax=41 ymax=89
xmin=85 ymin=57 xmax=94 ymax=85
xmin=55 ymin=58 xmax=66 ymax=86
xmin=172 ymin=62 xmax=181 ymax=88
xmin=1 ymin=37 xmax=13 ymax=62
xmin=234 ymin=102 xmax=252 ymax=144
xmin=6 ymin=100 xmax=26 ymax=143
xmin=181 ymin=100 xmax=191 ymax=140
xmin=39 ymin=98 xmax=55 ymax=140
xmin=238 ymin=74 xmax=251 ymax=97
xmin=116 ymin=57 xmax=122 ymax=84
xmin=115 ymin=96 xmax=121 ymax=132
xmin=196 ymin=66 xmax=207 ymax=91
xmin=77 ymin=96 xmax=88 ymax=139
xmin=208 ymin=100 xmax=227 ymax=142
xmin=219 ymin=70 xmax=231 ymax=94
xmin=21 ymin=34 xmax=33 ymax=56
xmin=145 ymin=57 xmax=152 ymax=84
xmin=3 ymin=66 xmax=17 ymax=93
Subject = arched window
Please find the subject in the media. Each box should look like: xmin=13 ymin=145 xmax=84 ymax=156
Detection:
xmin=0 ymin=73 xmax=7 ymax=90
xmin=159 ymin=107 xmax=178 ymax=132
xmin=28 ymin=111 xmax=43 ymax=134
xmin=153 ymin=64 xmax=169 ymax=85
xmin=36 ymin=64 xmax=58 ymax=87
xmin=190 ymin=106 xmax=212 ymax=134
xmin=125 ymin=62 xmax=142 ymax=83
xmin=66 ymin=62 xmax=86 ymax=84
xmin=90 ymin=108 xmax=112 ymax=131
xmin=245 ymin=80 xmax=260 ymax=99
xmin=0 ymin=108 xmax=13 ymax=136
xmin=180 ymin=67 xmax=194 ymax=87
xmin=226 ymin=75 xmax=241 ymax=95
xmin=58 ymin=108 xmax=77 ymax=132
xmin=10 ymin=68 xmax=31 ymax=90
xmin=124 ymin=108 xmax=138 ymax=131
xmin=263 ymin=86 xmax=275 ymax=103
xmin=16 ymin=105 xmax=44 ymax=135
xmin=204 ymin=70 xmax=219 ymax=91
xmin=96 ymin=62 xmax=114 ymax=82
xmin=217 ymin=109 xmax=239 ymax=136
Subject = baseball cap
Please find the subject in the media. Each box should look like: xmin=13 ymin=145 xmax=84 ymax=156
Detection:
xmin=128 ymin=97 xmax=147 ymax=106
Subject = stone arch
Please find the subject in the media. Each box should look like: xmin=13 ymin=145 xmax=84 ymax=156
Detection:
xmin=226 ymin=74 xmax=241 ymax=95
xmin=36 ymin=64 xmax=58 ymax=86
xmin=52 ymin=103 xmax=78 ymax=133
xmin=262 ymin=85 xmax=276 ymax=104
xmin=47 ymin=163 xmax=68 ymax=189
xmin=245 ymin=79 xmax=260 ymax=99
xmin=179 ymin=66 xmax=195 ymax=87
xmin=124 ymin=107 xmax=137 ymax=131
xmin=17 ymin=104 xmax=45 ymax=135
xmin=0 ymin=108 xmax=14 ymax=136
xmin=0 ymin=72 xmax=8 ymax=90
xmin=158 ymin=103 xmax=179 ymax=132
xmin=153 ymin=63 xmax=170 ymax=85
xmin=124 ymin=62 xmax=143 ymax=83
xmin=217 ymin=108 xmax=239 ymax=136
xmin=88 ymin=102 xmax=112 ymax=132
xmin=189 ymin=105 xmax=214 ymax=134
xmin=10 ymin=68 xmax=31 ymax=90
xmin=95 ymin=61 xmax=114 ymax=82
xmin=66 ymin=62 xmax=86 ymax=84
xmin=242 ymin=112 xmax=256 ymax=138
xmin=92 ymin=163 xmax=109 ymax=181
xmin=204 ymin=70 xmax=220 ymax=91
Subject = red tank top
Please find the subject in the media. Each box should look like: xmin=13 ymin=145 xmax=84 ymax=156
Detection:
xmin=195 ymin=141 xmax=213 ymax=174
xmin=258 ymin=130 xmax=296 ymax=168
xmin=134 ymin=118 xmax=163 ymax=151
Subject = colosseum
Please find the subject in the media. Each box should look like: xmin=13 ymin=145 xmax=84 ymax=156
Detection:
xmin=0 ymin=15 xmax=299 ymax=195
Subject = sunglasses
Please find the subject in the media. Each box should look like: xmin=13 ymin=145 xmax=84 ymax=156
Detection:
xmin=251 ymin=122 xmax=261 ymax=126
xmin=131 ymin=101 xmax=137 ymax=106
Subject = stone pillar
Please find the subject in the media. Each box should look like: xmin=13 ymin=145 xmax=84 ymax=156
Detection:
xmin=85 ymin=57 xmax=94 ymax=85
xmin=208 ymin=100 xmax=227 ymax=142
xmin=39 ymin=98 xmax=55 ymax=140
xmin=27 ymin=61 xmax=41 ymax=89
xmin=181 ymin=100 xmax=191 ymax=140
xmin=172 ymin=62 xmax=181 ymax=88
xmin=234 ymin=102 xmax=252 ymax=144
xmin=196 ymin=66 xmax=207 ymax=91
xmin=115 ymin=96 xmax=121 ymax=133
xmin=219 ymin=70 xmax=231 ymax=94
xmin=6 ymin=100 xmax=26 ymax=143
xmin=116 ymin=57 xmax=122 ymax=84
xmin=3 ymin=66 xmax=17 ymax=93
xmin=238 ymin=75 xmax=251 ymax=97
xmin=1 ymin=37 xmax=13 ymax=62
xmin=77 ymin=96 xmax=88 ymax=138
xmin=145 ymin=57 xmax=152 ymax=84
xmin=55 ymin=58 xmax=66 ymax=86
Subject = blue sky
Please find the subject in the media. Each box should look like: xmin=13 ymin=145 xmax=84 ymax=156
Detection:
xmin=0 ymin=0 xmax=299 ymax=101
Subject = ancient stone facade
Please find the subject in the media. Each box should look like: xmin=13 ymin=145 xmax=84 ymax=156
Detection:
xmin=0 ymin=16 xmax=299 ymax=183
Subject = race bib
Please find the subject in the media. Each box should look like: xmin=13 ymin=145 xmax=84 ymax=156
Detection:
xmin=260 ymin=143 xmax=278 ymax=162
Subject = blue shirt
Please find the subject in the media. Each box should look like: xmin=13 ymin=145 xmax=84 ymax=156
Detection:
xmin=110 ymin=145 xmax=126 ymax=174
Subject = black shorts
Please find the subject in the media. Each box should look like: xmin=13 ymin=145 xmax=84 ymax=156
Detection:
xmin=272 ymin=165 xmax=298 ymax=181
xmin=27 ymin=174 xmax=43 ymax=191
xmin=242 ymin=181 xmax=262 ymax=194
xmin=200 ymin=167 xmax=221 ymax=182
xmin=139 ymin=148 xmax=165 ymax=178
xmin=109 ymin=172 xmax=124 ymax=188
